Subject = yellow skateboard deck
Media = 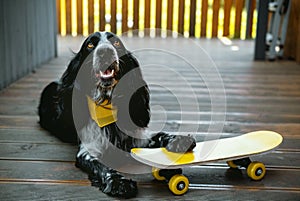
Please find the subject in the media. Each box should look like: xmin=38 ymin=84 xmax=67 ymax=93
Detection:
xmin=131 ymin=131 xmax=283 ymax=169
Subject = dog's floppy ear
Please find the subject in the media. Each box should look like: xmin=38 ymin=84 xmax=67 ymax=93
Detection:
xmin=127 ymin=53 xmax=151 ymax=128
xmin=60 ymin=51 xmax=85 ymax=91
xmin=129 ymin=85 xmax=150 ymax=128
xmin=114 ymin=52 xmax=151 ymax=130
xmin=60 ymin=36 xmax=94 ymax=91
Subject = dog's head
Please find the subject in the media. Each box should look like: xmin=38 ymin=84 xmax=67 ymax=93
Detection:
xmin=71 ymin=32 xmax=150 ymax=130
xmin=76 ymin=32 xmax=139 ymax=104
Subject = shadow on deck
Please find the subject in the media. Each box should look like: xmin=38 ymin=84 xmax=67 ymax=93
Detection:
xmin=0 ymin=36 xmax=299 ymax=200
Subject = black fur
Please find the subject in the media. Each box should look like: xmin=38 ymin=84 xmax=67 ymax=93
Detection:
xmin=38 ymin=32 xmax=195 ymax=198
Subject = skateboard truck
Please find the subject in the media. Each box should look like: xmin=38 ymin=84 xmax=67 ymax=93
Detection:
xmin=227 ymin=157 xmax=267 ymax=181
xmin=152 ymin=168 xmax=189 ymax=195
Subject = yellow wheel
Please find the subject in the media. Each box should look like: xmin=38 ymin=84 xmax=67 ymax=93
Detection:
xmin=227 ymin=160 xmax=238 ymax=169
xmin=168 ymin=174 xmax=189 ymax=195
xmin=152 ymin=167 xmax=166 ymax=181
xmin=247 ymin=162 xmax=266 ymax=181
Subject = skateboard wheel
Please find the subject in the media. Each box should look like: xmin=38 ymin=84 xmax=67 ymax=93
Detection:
xmin=227 ymin=160 xmax=238 ymax=169
xmin=247 ymin=162 xmax=266 ymax=181
xmin=152 ymin=167 xmax=166 ymax=181
xmin=168 ymin=174 xmax=189 ymax=195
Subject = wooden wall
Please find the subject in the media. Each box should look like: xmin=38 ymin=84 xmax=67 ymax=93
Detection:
xmin=284 ymin=0 xmax=300 ymax=62
xmin=0 ymin=0 xmax=57 ymax=90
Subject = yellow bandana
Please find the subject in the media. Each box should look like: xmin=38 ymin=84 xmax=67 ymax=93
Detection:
xmin=87 ymin=96 xmax=118 ymax=127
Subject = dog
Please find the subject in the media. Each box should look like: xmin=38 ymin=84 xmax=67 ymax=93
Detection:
xmin=38 ymin=32 xmax=196 ymax=198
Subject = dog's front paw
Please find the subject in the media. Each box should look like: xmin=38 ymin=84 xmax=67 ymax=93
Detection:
xmin=102 ymin=174 xmax=138 ymax=198
xmin=166 ymin=135 xmax=196 ymax=153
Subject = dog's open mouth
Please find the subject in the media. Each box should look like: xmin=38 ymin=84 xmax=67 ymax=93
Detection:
xmin=99 ymin=69 xmax=115 ymax=79
xmin=95 ymin=61 xmax=119 ymax=89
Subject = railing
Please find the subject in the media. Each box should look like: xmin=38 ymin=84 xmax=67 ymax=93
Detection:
xmin=57 ymin=0 xmax=257 ymax=39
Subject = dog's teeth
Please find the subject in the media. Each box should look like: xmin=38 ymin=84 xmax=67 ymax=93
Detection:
xmin=100 ymin=69 xmax=114 ymax=78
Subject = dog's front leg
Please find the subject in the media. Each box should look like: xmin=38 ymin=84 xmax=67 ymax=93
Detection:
xmin=75 ymin=145 xmax=138 ymax=198
xmin=149 ymin=132 xmax=196 ymax=153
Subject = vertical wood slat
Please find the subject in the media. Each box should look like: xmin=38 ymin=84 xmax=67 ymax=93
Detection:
xmin=88 ymin=0 xmax=94 ymax=34
xmin=133 ymin=0 xmax=139 ymax=34
xmin=200 ymin=0 xmax=208 ymax=37
xmin=111 ymin=0 xmax=117 ymax=34
xmin=77 ymin=0 xmax=83 ymax=34
xmin=178 ymin=0 xmax=185 ymax=35
xmin=99 ymin=0 xmax=105 ymax=31
xmin=155 ymin=0 xmax=162 ymax=36
xmin=144 ymin=0 xmax=151 ymax=36
xmin=254 ymin=0 xmax=268 ymax=60
xmin=167 ymin=0 xmax=173 ymax=36
xmin=234 ymin=0 xmax=245 ymax=38
xmin=223 ymin=0 xmax=232 ymax=36
xmin=56 ymin=0 xmax=61 ymax=34
xmin=122 ymin=0 xmax=128 ymax=33
xmin=245 ymin=0 xmax=256 ymax=38
xmin=189 ymin=0 xmax=197 ymax=37
xmin=212 ymin=0 xmax=220 ymax=37
xmin=66 ymin=0 xmax=72 ymax=34
xmin=284 ymin=0 xmax=300 ymax=62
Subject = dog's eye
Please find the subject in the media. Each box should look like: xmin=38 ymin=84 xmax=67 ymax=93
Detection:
xmin=113 ymin=41 xmax=120 ymax=47
xmin=87 ymin=42 xmax=94 ymax=49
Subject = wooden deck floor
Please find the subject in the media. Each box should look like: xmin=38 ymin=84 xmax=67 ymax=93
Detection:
xmin=0 ymin=36 xmax=300 ymax=200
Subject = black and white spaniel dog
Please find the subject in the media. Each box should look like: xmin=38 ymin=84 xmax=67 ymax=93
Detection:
xmin=38 ymin=32 xmax=195 ymax=198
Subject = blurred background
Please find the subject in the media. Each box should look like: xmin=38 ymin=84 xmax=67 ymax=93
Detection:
xmin=57 ymin=0 xmax=258 ymax=39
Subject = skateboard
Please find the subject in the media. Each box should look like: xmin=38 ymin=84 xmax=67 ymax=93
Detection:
xmin=131 ymin=131 xmax=283 ymax=195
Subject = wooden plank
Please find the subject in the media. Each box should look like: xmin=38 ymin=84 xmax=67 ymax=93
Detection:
xmin=200 ymin=0 xmax=208 ymax=37
xmin=110 ymin=0 xmax=117 ymax=33
xmin=155 ymin=0 xmax=162 ymax=36
xmin=1 ymin=182 xmax=299 ymax=200
xmin=133 ymin=0 xmax=139 ymax=34
xmin=234 ymin=0 xmax=245 ymax=38
xmin=88 ymin=0 xmax=94 ymax=34
xmin=56 ymin=0 xmax=61 ymax=34
xmin=212 ymin=0 xmax=220 ymax=37
xmin=99 ymin=0 xmax=105 ymax=31
xmin=167 ymin=0 xmax=173 ymax=36
xmin=245 ymin=0 xmax=256 ymax=39
xmin=0 ymin=152 xmax=300 ymax=183
xmin=151 ymin=122 xmax=300 ymax=137
xmin=65 ymin=0 xmax=72 ymax=34
xmin=1 ymin=128 xmax=300 ymax=150
xmin=122 ymin=0 xmax=128 ymax=33
xmin=0 ymin=1 xmax=6 ymax=89
xmin=0 ymin=160 xmax=84 ymax=181
xmin=1 ymin=160 xmax=300 ymax=189
xmin=144 ymin=0 xmax=151 ymax=36
xmin=0 ymin=142 xmax=76 ymax=161
xmin=0 ymin=116 xmax=40 ymax=129
xmin=76 ymin=0 xmax=83 ymax=34
xmin=178 ymin=0 xmax=185 ymax=35
xmin=223 ymin=0 xmax=232 ymax=36
xmin=184 ymin=166 xmax=300 ymax=189
xmin=189 ymin=0 xmax=197 ymax=37
xmin=0 ymin=183 xmax=115 ymax=201
xmin=0 ymin=129 xmax=62 ymax=144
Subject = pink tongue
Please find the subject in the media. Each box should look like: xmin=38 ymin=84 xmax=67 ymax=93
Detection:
xmin=103 ymin=69 xmax=111 ymax=75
